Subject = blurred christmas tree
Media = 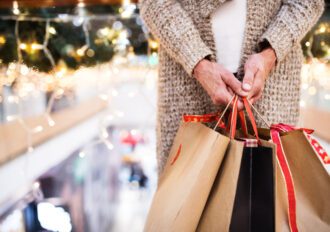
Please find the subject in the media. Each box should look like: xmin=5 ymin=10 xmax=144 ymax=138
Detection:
xmin=0 ymin=4 xmax=148 ymax=72
xmin=301 ymin=2 xmax=330 ymax=62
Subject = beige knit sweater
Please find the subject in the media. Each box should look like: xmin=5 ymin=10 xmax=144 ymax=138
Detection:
xmin=139 ymin=0 xmax=324 ymax=174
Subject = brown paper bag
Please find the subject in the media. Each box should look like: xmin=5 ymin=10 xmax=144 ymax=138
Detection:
xmin=144 ymin=121 xmax=230 ymax=232
xmin=277 ymin=130 xmax=330 ymax=232
xmin=197 ymin=139 xmax=244 ymax=231
xmin=197 ymin=138 xmax=276 ymax=232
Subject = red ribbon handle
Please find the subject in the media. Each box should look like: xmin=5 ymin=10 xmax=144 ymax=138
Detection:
xmin=229 ymin=97 xmax=260 ymax=144
xmin=229 ymin=96 xmax=239 ymax=139
xmin=270 ymin=125 xmax=298 ymax=232
xmin=242 ymin=97 xmax=261 ymax=144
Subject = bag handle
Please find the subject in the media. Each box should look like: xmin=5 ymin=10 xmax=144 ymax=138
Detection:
xmin=184 ymin=95 xmax=260 ymax=143
xmin=226 ymin=110 xmax=249 ymax=137
xmin=229 ymin=96 xmax=239 ymax=139
xmin=213 ymin=95 xmax=236 ymax=130
xmin=242 ymin=97 xmax=260 ymax=143
xmin=229 ymin=97 xmax=261 ymax=144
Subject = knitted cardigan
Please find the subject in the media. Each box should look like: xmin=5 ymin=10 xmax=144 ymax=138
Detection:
xmin=139 ymin=0 xmax=324 ymax=174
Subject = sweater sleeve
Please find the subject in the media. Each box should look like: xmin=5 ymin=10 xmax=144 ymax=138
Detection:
xmin=259 ymin=0 xmax=324 ymax=62
xmin=139 ymin=0 xmax=213 ymax=76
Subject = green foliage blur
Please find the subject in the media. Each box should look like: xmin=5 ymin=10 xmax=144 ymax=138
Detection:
xmin=0 ymin=4 xmax=148 ymax=72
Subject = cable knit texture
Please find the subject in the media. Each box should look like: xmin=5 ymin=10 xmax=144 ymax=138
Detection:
xmin=139 ymin=0 xmax=324 ymax=175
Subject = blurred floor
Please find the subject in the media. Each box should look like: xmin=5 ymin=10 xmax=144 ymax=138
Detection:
xmin=110 ymin=128 xmax=158 ymax=232
xmin=111 ymin=185 xmax=154 ymax=232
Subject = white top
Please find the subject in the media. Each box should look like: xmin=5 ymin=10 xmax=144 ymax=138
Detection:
xmin=211 ymin=0 xmax=247 ymax=73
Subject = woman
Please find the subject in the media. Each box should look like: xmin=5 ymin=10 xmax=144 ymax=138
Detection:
xmin=139 ymin=0 xmax=324 ymax=175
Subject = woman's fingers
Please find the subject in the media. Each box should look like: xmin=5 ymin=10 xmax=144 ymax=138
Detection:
xmin=221 ymin=71 xmax=249 ymax=97
xmin=226 ymin=87 xmax=244 ymax=110
xmin=242 ymin=69 xmax=255 ymax=91
xmin=212 ymin=82 xmax=234 ymax=105
xmin=194 ymin=60 xmax=255 ymax=108
xmin=247 ymin=70 xmax=265 ymax=100
xmin=249 ymin=92 xmax=263 ymax=104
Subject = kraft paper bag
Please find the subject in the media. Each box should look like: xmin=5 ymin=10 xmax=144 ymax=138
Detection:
xmin=144 ymin=121 xmax=230 ymax=232
xmin=278 ymin=130 xmax=330 ymax=232
xmin=197 ymin=140 xmax=244 ymax=231
xmin=197 ymin=139 xmax=276 ymax=232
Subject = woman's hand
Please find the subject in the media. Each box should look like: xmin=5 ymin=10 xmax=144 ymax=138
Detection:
xmin=241 ymin=48 xmax=277 ymax=104
xmin=193 ymin=59 xmax=248 ymax=108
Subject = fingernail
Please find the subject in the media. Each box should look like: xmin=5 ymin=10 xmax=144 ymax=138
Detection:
xmin=243 ymin=83 xmax=251 ymax=91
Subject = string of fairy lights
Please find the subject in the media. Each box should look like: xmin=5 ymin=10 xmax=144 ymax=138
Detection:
xmin=300 ymin=21 xmax=330 ymax=107
xmin=0 ymin=0 xmax=159 ymax=195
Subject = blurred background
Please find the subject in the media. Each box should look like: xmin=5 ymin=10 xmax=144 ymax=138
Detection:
xmin=0 ymin=0 xmax=329 ymax=232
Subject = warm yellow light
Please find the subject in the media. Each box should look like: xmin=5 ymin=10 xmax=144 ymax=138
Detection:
xmin=122 ymin=0 xmax=131 ymax=5
xmin=76 ymin=45 xmax=88 ymax=57
xmin=8 ymin=62 xmax=16 ymax=70
xmin=119 ymin=30 xmax=128 ymax=39
xmin=308 ymin=86 xmax=317 ymax=95
xmin=13 ymin=8 xmax=20 ymax=15
xmin=77 ymin=2 xmax=85 ymax=8
xmin=0 ymin=36 xmax=6 ymax=45
xmin=56 ymin=68 xmax=67 ymax=78
xmin=305 ymin=41 xmax=310 ymax=47
xmin=12 ymin=1 xmax=20 ymax=15
xmin=77 ymin=48 xmax=85 ymax=57
xmin=31 ymin=43 xmax=43 ymax=50
xmin=48 ymin=27 xmax=57 ymax=35
xmin=13 ymin=1 xmax=18 ymax=8
xmin=98 ymin=27 xmax=110 ymax=37
xmin=149 ymin=40 xmax=158 ymax=50
xmin=319 ymin=25 xmax=326 ymax=33
xmin=86 ymin=49 xmax=95 ymax=57
xmin=19 ymin=43 xmax=27 ymax=50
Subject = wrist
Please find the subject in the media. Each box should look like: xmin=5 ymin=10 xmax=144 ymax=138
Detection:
xmin=193 ymin=59 xmax=210 ymax=79
xmin=260 ymin=47 xmax=276 ymax=71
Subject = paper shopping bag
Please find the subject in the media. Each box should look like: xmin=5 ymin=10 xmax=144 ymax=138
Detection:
xmin=197 ymin=139 xmax=276 ymax=232
xmin=229 ymin=143 xmax=275 ymax=232
xmin=144 ymin=121 xmax=230 ymax=232
xmin=230 ymin=98 xmax=275 ymax=232
xmin=198 ymin=97 xmax=276 ymax=232
xmin=196 ymin=139 xmax=244 ymax=231
xmin=272 ymin=128 xmax=330 ymax=232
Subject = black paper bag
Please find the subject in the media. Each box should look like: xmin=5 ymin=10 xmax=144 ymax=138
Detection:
xmin=230 ymin=146 xmax=275 ymax=232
